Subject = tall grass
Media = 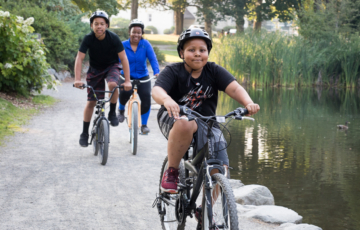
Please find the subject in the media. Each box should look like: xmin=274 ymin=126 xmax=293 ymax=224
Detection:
xmin=210 ymin=32 xmax=360 ymax=88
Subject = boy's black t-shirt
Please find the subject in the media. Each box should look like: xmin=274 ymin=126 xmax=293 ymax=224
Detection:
xmin=154 ymin=62 xmax=236 ymax=116
xmin=79 ymin=30 xmax=124 ymax=70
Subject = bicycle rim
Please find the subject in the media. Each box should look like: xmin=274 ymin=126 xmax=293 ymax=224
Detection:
xmin=131 ymin=102 xmax=138 ymax=155
xmin=98 ymin=119 xmax=109 ymax=165
xmin=202 ymin=173 xmax=239 ymax=230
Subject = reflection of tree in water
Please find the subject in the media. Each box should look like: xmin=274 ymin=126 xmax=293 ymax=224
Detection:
xmin=217 ymin=87 xmax=360 ymax=230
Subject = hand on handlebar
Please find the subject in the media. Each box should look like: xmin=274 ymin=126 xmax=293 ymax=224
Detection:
xmin=245 ymin=103 xmax=260 ymax=116
xmin=164 ymin=97 xmax=180 ymax=119
xmin=74 ymin=81 xmax=85 ymax=89
xmin=121 ymin=81 xmax=132 ymax=91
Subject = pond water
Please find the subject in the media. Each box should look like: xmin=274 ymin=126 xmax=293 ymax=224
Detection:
xmin=217 ymin=87 xmax=360 ymax=230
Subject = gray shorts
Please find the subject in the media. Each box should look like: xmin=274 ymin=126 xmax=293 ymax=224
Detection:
xmin=157 ymin=106 xmax=229 ymax=166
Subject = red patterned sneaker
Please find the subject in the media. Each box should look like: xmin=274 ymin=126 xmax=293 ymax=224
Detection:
xmin=160 ymin=167 xmax=179 ymax=193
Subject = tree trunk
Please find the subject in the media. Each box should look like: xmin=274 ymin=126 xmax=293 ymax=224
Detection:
xmin=174 ymin=9 xmax=184 ymax=35
xmin=235 ymin=16 xmax=245 ymax=33
xmin=131 ymin=0 xmax=138 ymax=20
xmin=253 ymin=0 xmax=262 ymax=31
xmin=204 ymin=15 xmax=212 ymax=38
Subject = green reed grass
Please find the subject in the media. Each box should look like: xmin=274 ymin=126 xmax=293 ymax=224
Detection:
xmin=211 ymin=32 xmax=360 ymax=88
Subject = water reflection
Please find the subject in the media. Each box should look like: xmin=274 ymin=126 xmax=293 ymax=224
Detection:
xmin=217 ymin=87 xmax=360 ymax=230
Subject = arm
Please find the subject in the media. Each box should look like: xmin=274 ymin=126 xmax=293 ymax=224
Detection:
xmin=74 ymin=51 xmax=86 ymax=89
xmin=152 ymin=86 xmax=180 ymax=119
xmin=224 ymin=81 xmax=260 ymax=115
xmin=118 ymin=50 xmax=132 ymax=91
xmin=146 ymin=42 xmax=160 ymax=77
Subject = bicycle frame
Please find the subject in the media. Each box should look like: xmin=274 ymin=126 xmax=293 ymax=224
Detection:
xmin=126 ymin=84 xmax=142 ymax=129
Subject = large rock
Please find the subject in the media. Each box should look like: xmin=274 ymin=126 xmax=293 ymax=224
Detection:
xmin=233 ymin=184 xmax=275 ymax=205
xmin=229 ymin=179 xmax=245 ymax=190
xmin=279 ymin=223 xmax=322 ymax=230
xmin=238 ymin=205 xmax=303 ymax=224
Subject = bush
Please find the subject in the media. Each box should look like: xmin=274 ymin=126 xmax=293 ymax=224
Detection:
xmin=109 ymin=27 xmax=128 ymax=41
xmin=163 ymin=26 xmax=175 ymax=34
xmin=145 ymin=25 xmax=158 ymax=34
xmin=222 ymin=26 xmax=236 ymax=32
xmin=144 ymin=28 xmax=151 ymax=34
xmin=152 ymin=46 xmax=165 ymax=64
xmin=0 ymin=10 xmax=57 ymax=94
xmin=5 ymin=5 xmax=78 ymax=72
xmin=111 ymin=17 xmax=130 ymax=28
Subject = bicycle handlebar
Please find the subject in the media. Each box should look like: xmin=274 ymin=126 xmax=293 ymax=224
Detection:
xmin=178 ymin=105 xmax=254 ymax=122
xmin=119 ymin=75 xmax=156 ymax=83
xmin=73 ymin=84 xmax=124 ymax=103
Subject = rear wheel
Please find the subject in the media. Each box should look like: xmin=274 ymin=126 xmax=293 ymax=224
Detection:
xmin=131 ymin=102 xmax=138 ymax=155
xmin=202 ymin=173 xmax=239 ymax=230
xmin=158 ymin=156 xmax=186 ymax=230
xmin=98 ymin=119 xmax=109 ymax=165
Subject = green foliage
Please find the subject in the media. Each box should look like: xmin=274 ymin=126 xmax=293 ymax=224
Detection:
xmin=0 ymin=10 xmax=58 ymax=94
xmin=108 ymin=28 xmax=128 ymax=41
xmin=222 ymin=25 xmax=236 ymax=31
xmin=152 ymin=46 xmax=165 ymax=64
xmin=71 ymin=0 xmax=131 ymax=17
xmin=145 ymin=25 xmax=158 ymax=34
xmin=211 ymin=31 xmax=360 ymax=88
xmin=111 ymin=17 xmax=130 ymax=28
xmin=163 ymin=26 xmax=175 ymax=34
xmin=144 ymin=28 xmax=152 ymax=34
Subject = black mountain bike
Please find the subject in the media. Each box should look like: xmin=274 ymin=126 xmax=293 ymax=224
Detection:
xmin=153 ymin=106 xmax=254 ymax=230
xmin=74 ymin=84 xmax=122 ymax=165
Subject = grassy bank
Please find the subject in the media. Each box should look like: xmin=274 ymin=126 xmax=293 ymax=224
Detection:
xmin=0 ymin=94 xmax=57 ymax=145
xmin=210 ymin=32 xmax=360 ymax=88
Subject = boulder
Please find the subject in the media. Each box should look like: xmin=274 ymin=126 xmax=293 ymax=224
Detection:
xmin=229 ymin=179 xmax=245 ymax=190
xmin=279 ymin=223 xmax=322 ymax=230
xmin=233 ymin=184 xmax=274 ymax=205
xmin=238 ymin=205 xmax=303 ymax=224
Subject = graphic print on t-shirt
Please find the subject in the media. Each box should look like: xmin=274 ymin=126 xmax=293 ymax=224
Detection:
xmin=179 ymin=82 xmax=213 ymax=110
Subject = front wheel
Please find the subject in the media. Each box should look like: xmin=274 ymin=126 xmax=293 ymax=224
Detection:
xmin=131 ymin=102 xmax=138 ymax=155
xmin=202 ymin=173 xmax=239 ymax=230
xmin=158 ymin=156 xmax=186 ymax=230
xmin=98 ymin=119 xmax=109 ymax=165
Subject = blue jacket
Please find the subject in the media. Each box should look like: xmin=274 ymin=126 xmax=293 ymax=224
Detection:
xmin=119 ymin=39 xmax=160 ymax=79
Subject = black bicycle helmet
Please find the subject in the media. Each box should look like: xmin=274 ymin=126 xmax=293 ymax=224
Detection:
xmin=177 ymin=28 xmax=212 ymax=58
xmin=90 ymin=11 xmax=110 ymax=27
xmin=129 ymin=19 xmax=144 ymax=32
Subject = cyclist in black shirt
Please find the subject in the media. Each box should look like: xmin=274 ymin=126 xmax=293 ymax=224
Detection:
xmin=74 ymin=11 xmax=132 ymax=147
xmin=153 ymin=28 xmax=260 ymax=193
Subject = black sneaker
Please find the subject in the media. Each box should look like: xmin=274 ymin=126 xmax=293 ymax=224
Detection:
xmin=108 ymin=112 xmax=119 ymax=127
xmin=141 ymin=125 xmax=150 ymax=134
xmin=79 ymin=133 xmax=89 ymax=147
xmin=117 ymin=110 xmax=125 ymax=123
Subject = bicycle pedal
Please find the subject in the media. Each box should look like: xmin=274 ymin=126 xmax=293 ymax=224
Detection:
xmin=139 ymin=132 xmax=148 ymax=135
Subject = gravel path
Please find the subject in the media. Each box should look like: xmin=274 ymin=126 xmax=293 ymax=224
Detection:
xmin=0 ymin=81 xmax=280 ymax=230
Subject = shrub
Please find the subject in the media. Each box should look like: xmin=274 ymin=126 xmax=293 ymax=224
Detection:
xmin=222 ymin=26 xmax=236 ymax=32
xmin=163 ymin=26 xmax=175 ymax=34
xmin=109 ymin=27 xmax=128 ymax=41
xmin=144 ymin=28 xmax=152 ymax=34
xmin=145 ymin=25 xmax=158 ymax=34
xmin=0 ymin=10 xmax=57 ymax=95
xmin=153 ymin=46 xmax=165 ymax=64
xmin=111 ymin=17 xmax=130 ymax=28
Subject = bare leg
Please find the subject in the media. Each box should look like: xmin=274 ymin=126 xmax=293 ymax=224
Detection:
xmin=108 ymin=82 xmax=119 ymax=103
xmin=84 ymin=101 xmax=97 ymax=122
xmin=167 ymin=119 xmax=198 ymax=169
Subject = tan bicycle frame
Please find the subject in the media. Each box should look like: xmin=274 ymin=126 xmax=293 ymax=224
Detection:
xmin=127 ymin=87 xmax=142 ymax=128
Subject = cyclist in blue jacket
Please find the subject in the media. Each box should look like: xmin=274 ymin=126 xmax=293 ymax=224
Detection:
xmin=118 ymin=19 xmax=160 ymax=134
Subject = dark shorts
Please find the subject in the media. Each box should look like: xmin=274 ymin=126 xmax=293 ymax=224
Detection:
xmin=157 ymin=106 xmax=229 ymax=166
xmin=86 ymin=63 xmax=121 ymax=101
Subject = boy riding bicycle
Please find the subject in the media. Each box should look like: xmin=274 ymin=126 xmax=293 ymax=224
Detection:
xmin=152 ymin=28 xmax=260 ymax=193
xmin=74 ymin=10 xmax=132 ymax=147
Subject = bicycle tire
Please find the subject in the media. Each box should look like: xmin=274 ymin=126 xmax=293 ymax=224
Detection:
xmin=92 ymin=126 xmax=99 ymax=156
xmin=158 ymin=156 xmax=186 ymax=230
xmin=131 ymin=102 xmax=138 ymax=155
xmin=98 ymin=119 xmax=109 ymax=165
xmin=202 ymin=173 xmax=239 ymax=230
